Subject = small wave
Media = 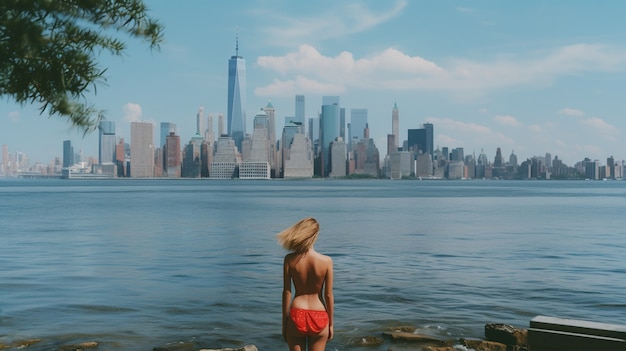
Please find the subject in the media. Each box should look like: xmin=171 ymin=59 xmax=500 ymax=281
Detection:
xmin=68 ymin=305 xmax=137 ymax=313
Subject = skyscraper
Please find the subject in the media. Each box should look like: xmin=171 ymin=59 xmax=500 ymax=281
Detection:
xmin=264 ymin=100 xmax=276 ymax=176
xmin=392 ymin=103 xmax=399 ymax=148
xmin=295 ymin=95 xmax=305 ymax=125
xmin=130 ymin=121 xmax=154 ymax=178
xmin=160 ymin=122 xmax=176 ymax=149
xmin=99 ymin=121 xmax=116 ymax=164
xmin=349 ymin=108 xmax=368 ymax=142
xmin=63 ymin=140 xmax=73 ymax=168
xmin=227 ymin=31 xmax=246 ymax=151
xmin=320 ymin=100 xmax=340 ymax=177
xmin=197 ymin=106 xmax=205 ymax=136
xmin=407 ymin=123 xmax=434 ymax=156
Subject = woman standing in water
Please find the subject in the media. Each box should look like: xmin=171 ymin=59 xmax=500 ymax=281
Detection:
xmin=277 ymin=217 xmax=334 ymax=351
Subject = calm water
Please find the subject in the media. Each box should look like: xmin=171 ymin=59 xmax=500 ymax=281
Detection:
xmin=1 ymin=179 xmax=625 ymax=350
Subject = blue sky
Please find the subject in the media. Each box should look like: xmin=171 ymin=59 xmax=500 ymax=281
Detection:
xmin=3 ymin=0 xmax=626 ymax=166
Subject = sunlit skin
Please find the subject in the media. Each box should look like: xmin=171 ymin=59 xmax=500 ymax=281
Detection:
xmin=282 ymin=245 xmax=334 ymax=351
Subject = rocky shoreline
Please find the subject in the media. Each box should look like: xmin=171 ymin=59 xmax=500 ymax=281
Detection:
xmin=0 ymin=323 xmax=528 ymax=351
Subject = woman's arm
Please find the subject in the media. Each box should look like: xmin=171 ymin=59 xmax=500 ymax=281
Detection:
xmin=324 ymin=257 xmax=334 ymax=340
xmin=282 ymin=255 xmax=292 ymax=341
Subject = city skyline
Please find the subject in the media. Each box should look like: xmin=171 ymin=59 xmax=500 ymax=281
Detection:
xmin=2 ymin=1 xmax=626 ymax=166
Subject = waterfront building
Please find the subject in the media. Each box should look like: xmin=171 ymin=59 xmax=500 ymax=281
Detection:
xmin=227 ymin=32 xmax=246 ymax=152
xmin=164 ymin=132 xmax=181 ymax=178
xmin=390 ymin=150 xmax=411 ymax=179
xmin=182 ymin=133 xmax=204 ymax=178
xmin=240 ymin=112 xmax=271 ymax=179
xmin=353 ymin=125 xmax=380 ymax=177
xmin=415 ymin=152 xmax=432 ymax=178
xmin=283 ymin=133 xmax=313 ymax=178
xmin=448 ymin=161 xmax=464 ymax=179
xmin=280 ymin=121 xmax=304 ymax=177
xmin=130 ymin=121 xmax=154 ymax=178
xmin=239 ymin=162 xmax=270 ymax=179
xmin=329 ymin=137 xmax=347 ymax=178
xmin=584 ymin=159 xmax=600 ymax=180
xmin=210 ymin=135 xmax=238 ymax=179
xmin=98 ymin=121 xmax=116 ymax=165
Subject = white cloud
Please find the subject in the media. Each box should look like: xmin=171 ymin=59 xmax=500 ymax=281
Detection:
xmin=456 ymin=7 xmax=473 ymax=13
xmin=8 ymin=111 xmax=19 ymax=122
xmin=436 ymin=134 xmax=462 ymax=147
xmin=256 ymin=43 xmax=626 ymax=97
xmin=581 ymin=117 xmax=617 ymax=137
xmin=528 ymin=125 xmax=543 ymax=133
xmin=493 ymin=115 xmax=521 ymax=127
xmin=558 ymin=107 xmax=585 ymax=117
xmin=258 ymin=1 xmax=407 ymax=47
xmin=123 ymin=103 xmax=143 ymax=123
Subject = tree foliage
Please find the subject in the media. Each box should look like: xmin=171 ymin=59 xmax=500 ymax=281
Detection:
xmin=0 ymin=0 xmax=163 ymax=133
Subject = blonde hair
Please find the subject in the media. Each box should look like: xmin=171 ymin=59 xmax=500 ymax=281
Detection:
xmin=277 ymin=217 xmax=319 ymax=254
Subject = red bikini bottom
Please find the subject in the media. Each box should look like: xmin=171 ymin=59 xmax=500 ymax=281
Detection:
xmin=289 ymin=308 xmax=329 ymax=336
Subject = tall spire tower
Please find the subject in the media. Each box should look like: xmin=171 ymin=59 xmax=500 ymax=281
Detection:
xmin=227 ymin=27 xmax=247 ymax=151
xmin=392 ymin=103 xmax=399 ymax=148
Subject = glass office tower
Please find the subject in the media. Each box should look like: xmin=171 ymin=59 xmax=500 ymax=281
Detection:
xmin=227 ymin=34 xmax=246 ymax=152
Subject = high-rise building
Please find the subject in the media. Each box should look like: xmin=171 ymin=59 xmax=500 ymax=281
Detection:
xmin=218 ymin=114 xmax=225 ymax=136
xmin=392 ymin=103 xmax=399 ymax=148
xmin=197 ymin=106 xmax=205 ymax=137
xmin=227 ymin=32 xmax=246 ymax=151
xmin=206 ymin=113 xmax=215 ymax=146
xmin=283 ymin=133 xmax=313 ymax=178
xmin=130 ymin=121 xmax=154 ymax=178
xmin=160 ymin=122 xmax=176 ymax=149
xmin=62 ymin=140 xmax=74 ymax=168
xmin=264 ymin=101 xmax=277 ymax=176
xmin=349 ymin=108 xmax=368 ymax=143
xmin=210 ymin=135 xmax=238 ymax=178
xmin=330 ymin=137 xmax=347 ymax=178
xmin=116 ymin=138 xmax=127 ymax=177
xmin=320 ymin=100 xmax=340 ymax=177
xmin=99 ymin=121 xmax=116 ymax=164
xmin=407 ymin=123 xmax=434 ymax=156
xmin=494 ymin=147 xmax=504 ymax=167
xmin=165 ymin=132 xmax=181 ymax=177
xmin=295 ymin=95 xmax=305 ymax=125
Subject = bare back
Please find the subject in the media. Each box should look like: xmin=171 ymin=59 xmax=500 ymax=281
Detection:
xmin=284 ymin=249 xmax=333 ymax=311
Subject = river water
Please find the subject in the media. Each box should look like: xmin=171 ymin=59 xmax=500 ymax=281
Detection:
xmin=1 ymin=179 xmax=625 ymax=350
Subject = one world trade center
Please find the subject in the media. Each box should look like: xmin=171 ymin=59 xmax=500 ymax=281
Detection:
xmin=227 ymin=31 xmax=246 ymax=152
